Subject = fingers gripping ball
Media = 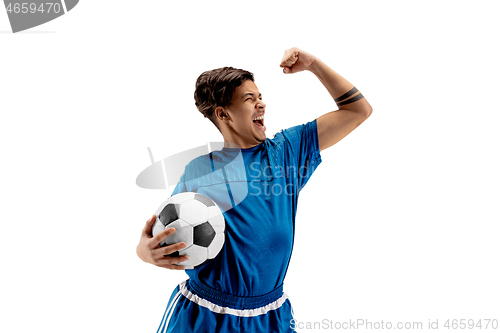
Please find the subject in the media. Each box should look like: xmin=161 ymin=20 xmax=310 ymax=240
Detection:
xmin=151 ymin=192 xmax=225 ymax=269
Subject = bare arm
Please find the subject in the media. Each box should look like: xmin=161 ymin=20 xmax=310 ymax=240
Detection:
xmin=280 ymin=47 xmax=372 ymax=151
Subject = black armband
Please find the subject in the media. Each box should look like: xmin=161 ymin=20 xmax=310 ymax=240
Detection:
xmin=334 ymin=87 xmax=358 ymax=103
xmin=336 ymin=93 xmax=365 ymax=106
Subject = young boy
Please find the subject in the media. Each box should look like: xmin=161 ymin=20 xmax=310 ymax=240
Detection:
xmin=137 ymin=47 xmax=372 ymax=332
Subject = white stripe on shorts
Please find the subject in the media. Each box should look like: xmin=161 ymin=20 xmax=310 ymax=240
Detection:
xmin=159 ymin=291 xmax=182 ymax=333
xmin=179 ymin=281 xmax=289 ymax=317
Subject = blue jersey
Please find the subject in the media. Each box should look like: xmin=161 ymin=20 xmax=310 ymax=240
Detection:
xmin=171 ymin=119 xmax=321 ymax=296
xmin=159 ymin=120 xmax=322 ymax=332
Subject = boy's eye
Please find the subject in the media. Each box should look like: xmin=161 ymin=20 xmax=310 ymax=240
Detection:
xmin=245 ymin=98 xmax=252 ymax=102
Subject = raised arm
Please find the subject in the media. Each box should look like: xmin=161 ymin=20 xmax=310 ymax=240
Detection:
xmin=280 ymin=47 xmax=373 ymax=151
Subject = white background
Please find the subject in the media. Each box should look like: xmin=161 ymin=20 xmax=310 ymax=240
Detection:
xmin=1 ymin=1 xmax=499 ymax=332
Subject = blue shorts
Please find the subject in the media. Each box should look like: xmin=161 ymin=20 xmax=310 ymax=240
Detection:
xmin=156 ymin=280 xmax=296 ymax=333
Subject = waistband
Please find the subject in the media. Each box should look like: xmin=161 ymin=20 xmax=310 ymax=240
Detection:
xmin=185 ymin=279 xmax=285 ymax=310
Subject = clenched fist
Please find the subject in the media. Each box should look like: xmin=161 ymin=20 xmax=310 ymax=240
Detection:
xmin=280 ymin=47 xmax=318 ymax=74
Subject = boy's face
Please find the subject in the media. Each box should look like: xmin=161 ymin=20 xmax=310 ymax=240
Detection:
xmin=223 ymin=80 xmax=267 ymax=148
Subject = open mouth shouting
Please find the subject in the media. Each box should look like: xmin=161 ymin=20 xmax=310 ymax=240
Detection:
xmin=252 ymin=113 xmax=266 ymax=131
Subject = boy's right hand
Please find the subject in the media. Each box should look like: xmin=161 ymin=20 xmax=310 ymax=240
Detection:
xmin=136 ymin=214 xmax=189 ymax=270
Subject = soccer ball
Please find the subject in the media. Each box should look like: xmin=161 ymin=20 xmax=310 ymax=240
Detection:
xmin=151 ymin=192 xmax=225 ymax=269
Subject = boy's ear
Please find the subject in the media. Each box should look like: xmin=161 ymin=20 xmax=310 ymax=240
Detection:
xmin=215 ymin=106 xmax=228 ymax=120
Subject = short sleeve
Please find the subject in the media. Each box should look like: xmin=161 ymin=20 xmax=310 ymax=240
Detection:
xmin=280 ymin=119 xmax=322 ymax=191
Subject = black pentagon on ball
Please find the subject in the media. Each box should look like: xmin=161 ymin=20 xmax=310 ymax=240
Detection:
xmin=194 ymin=193 xmax=216 ymax=207
xmin=159 ymin=203 xmax=180 ymax=226
xmin=193 ymin=222 xmax=216 ymax=247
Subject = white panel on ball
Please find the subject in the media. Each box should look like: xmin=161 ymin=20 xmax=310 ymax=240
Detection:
xmin=164 ymin=220 xmax=193 ymax=247
xmin=207 ymin=233 xmax=225 ymax=259
xmin=179 ymin=199 xmax=209 ymax=226
xmin=171 ymin=192 xmax=196 ymax=204
xmin=179 ymin=244 xmax=208 ymax=268
xmin=207 ymin=206 xmax=225 ymax=233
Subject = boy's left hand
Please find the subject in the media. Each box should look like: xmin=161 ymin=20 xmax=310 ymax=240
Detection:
xmin=280 ymin=47 xmax=318 ymax=74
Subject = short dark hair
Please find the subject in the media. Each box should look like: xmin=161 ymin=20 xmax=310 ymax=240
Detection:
xmin=194 ymin=67 xmax=254 ymax=131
